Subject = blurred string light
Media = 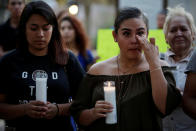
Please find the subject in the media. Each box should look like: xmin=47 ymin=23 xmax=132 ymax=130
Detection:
xmin=67 ymin=0 xmax=79 ymax=15
xmin=69 ymin=4 xmax=78 ymax=15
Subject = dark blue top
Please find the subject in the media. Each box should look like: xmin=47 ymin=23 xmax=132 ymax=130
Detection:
xmin=78 ymin=50 xmax=94 ymax=71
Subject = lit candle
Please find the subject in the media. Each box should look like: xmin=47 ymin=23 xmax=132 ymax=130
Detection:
xmin=103 ymin=81 xmax=117 ymax=124
xmin=36 ymin=78 xmax=47 ymax=103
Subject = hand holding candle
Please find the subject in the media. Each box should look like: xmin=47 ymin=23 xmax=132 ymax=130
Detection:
xmin=36 ymin=78 xmax=47 ymax=103
xmin=103 ymin=81 xmax=117 ymax=124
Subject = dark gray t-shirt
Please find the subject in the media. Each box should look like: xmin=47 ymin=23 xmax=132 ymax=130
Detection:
xmin=186 ymin=48 xmax=196 ymax=73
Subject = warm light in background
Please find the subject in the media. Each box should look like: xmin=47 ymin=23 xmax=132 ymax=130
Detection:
xmin=68 ymin=4 xmax=78 ymax=15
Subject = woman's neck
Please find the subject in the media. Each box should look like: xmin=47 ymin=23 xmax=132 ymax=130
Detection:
xmin=67 ymin=41 xmax=78 ymax=55
xmin=28 ymin=48 xmax=48 ymax=56
xmin=118 ymin=54 xmax=145 ymax=74
xmin=10 ymin=16 xmax=20 ymax=28
xmin=172 ymin=47 xmax=192 ymax=62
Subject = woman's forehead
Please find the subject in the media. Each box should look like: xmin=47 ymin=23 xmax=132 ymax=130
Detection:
xmin=119 ymin=18 xmax=147 ymax=29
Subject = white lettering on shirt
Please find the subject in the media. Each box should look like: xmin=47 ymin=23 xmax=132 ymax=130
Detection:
xmin=29 ymin=86 xmax=35 ymax=96
xmin=52 ymin=72 xmax=58 ymax=79
xmin=22 ymin=72 xmax=28 ymax=78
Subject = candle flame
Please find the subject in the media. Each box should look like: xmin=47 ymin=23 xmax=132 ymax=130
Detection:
xmin=108 ymin=81 xmax=111 ymax=87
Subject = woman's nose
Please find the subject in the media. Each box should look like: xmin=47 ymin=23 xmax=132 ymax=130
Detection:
xmin=130 ymin=35 xmax=137 ymax=44
xmin=37 ymin=29 xmax=44 ymax=37
xmin=176 ymin=29 xmax=183 ymax=36
xmin=64 ymin=28 xmax=70 ymax=34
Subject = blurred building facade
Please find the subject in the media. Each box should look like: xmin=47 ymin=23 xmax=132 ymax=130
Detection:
xmin=0 ymin=0 xmax=196 ymax=48
xmin=168 ymin=0 xmax=196 ymax=27
xmin=119 ymin=0 xmax=196 ymax=29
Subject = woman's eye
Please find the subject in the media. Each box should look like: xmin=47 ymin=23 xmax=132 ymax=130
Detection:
xmin=123 ymin=32 xmax=130 ymax=36
xmin=181 ymin=27 xmax=188 ymax=32
xmin=60 ymin=25 xmax=66 ymax=30
xmin=43 ymin=25 xmax=52 ymax=31
xmin=43 ymin=27 xmax=50 ymax=31
xmin=137 ymin=32 xmax=144 ymax=36
xmin=68 ymin=27 xmax=73 ymax=30
xmin=170 ymin=28 xmax=177 ymax=33
xmin=30 ymin=27 xmax=37 ymax=31
xmin=170 ymin=30 xmax=176 ymax=33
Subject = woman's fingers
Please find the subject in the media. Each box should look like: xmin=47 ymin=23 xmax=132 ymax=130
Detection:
xmin=91 ymin=100 xmax=114 ymax=119
xmin=30 ymin=110 xmax=45 ymax=119
xmin=25 ymin=106 xmax=46 ymax=119
xmin=136 ymin=35 xmax=156 ymax=48
xmin=136 ymin=35 xmax=147 ymax=47
xmin=149 ymin=37 xmax=155 ymax=46
xmin=96 ymin=100 xmax=113 ymax=106
xmin=93 ymin=100 xmax=113 ymax=119
xmin=96 ymin=113 xmax=106 ymax=118
xmin=44 ymin=103 xmax=58 ymax=119
xmin=25 ymin=101 xmax=48 ymax=119
xmin=96 ymin=100 xmax=113 ymax=110
xmin=136 ymin=35 xmax=160 ymax=67
xmin=33 ymin=105 xmax=48 ymax=112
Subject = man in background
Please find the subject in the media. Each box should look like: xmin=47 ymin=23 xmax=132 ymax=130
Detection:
xmin=0 ymin=0 xmax=25 ymax=57
xmin=157 ymin=9 xmax=167 ymax=29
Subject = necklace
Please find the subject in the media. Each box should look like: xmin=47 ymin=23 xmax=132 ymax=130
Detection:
xmin=116 ymin=55 xmax=133 ymax=101
xmin=117 ymin=55 xmax=133 ymax=75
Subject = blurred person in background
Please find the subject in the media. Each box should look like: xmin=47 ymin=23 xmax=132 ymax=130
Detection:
xmin=57 ymin=9 xmax=69 ymax=23
xmin=0 ymin=0 xmax=25 ymax=57
xmin=183 ymin=49 xmax=196 ymax=120
xmin=0 ymin=1 xmax=85 ymax=131
xmin=59 ymin=15 xmax=95 ymax=71
xmin=157 ymin=9 xmax=167 ymax=29
xmin=162 ymin=5 xmax=196 ymax=131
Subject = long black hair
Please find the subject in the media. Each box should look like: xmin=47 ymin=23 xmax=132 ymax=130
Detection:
xmin=17 ymin=1 xmax=68 ymax=65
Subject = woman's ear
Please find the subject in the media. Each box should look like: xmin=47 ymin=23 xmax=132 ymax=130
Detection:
xmin=193 ymin=36 xmax=195 ymax=41
xmin=191 ymin=32 xmax=195 ymax=41
xmin=112 ymin=31 xmax=117 ymax=42
xmin=165 ymin=36 xmax=169 ymax=44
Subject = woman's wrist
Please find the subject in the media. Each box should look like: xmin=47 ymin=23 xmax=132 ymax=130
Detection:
xmin=150 ymin=67 xmax=162 ymax=73
xmin=23 ymin=103 xmax=29 ymax=116
xmin=149 ymin=60 xmax=161 ymax=69
xmin=58 ymin=103 xmax=71 ymax=116
xmin=55 ymin=104 xmax=59 ymax=116
xmin=89 ymin=108 xmax=97 ymax=122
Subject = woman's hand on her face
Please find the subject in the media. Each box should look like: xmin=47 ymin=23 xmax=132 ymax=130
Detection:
xmin=24 ymin=100 xmax=48 ymax=119
xmin=136 ymin=35 xmax=161 ymax=69
xmin=91 ymin=100 xmax=113 ymax=120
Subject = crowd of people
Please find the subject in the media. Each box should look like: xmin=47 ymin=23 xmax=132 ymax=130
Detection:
xmin=0 ymin=0 xmax=196 ymax=131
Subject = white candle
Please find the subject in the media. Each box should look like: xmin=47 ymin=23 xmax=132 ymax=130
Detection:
xmin=36 ymin=78 xmax=47 ymax=103
xmin=103 ymin=81 xmax=117 ymax=124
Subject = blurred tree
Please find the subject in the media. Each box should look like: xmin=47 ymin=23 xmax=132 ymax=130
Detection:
xmin=56 ymin=0 xmax=67 ymax=5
